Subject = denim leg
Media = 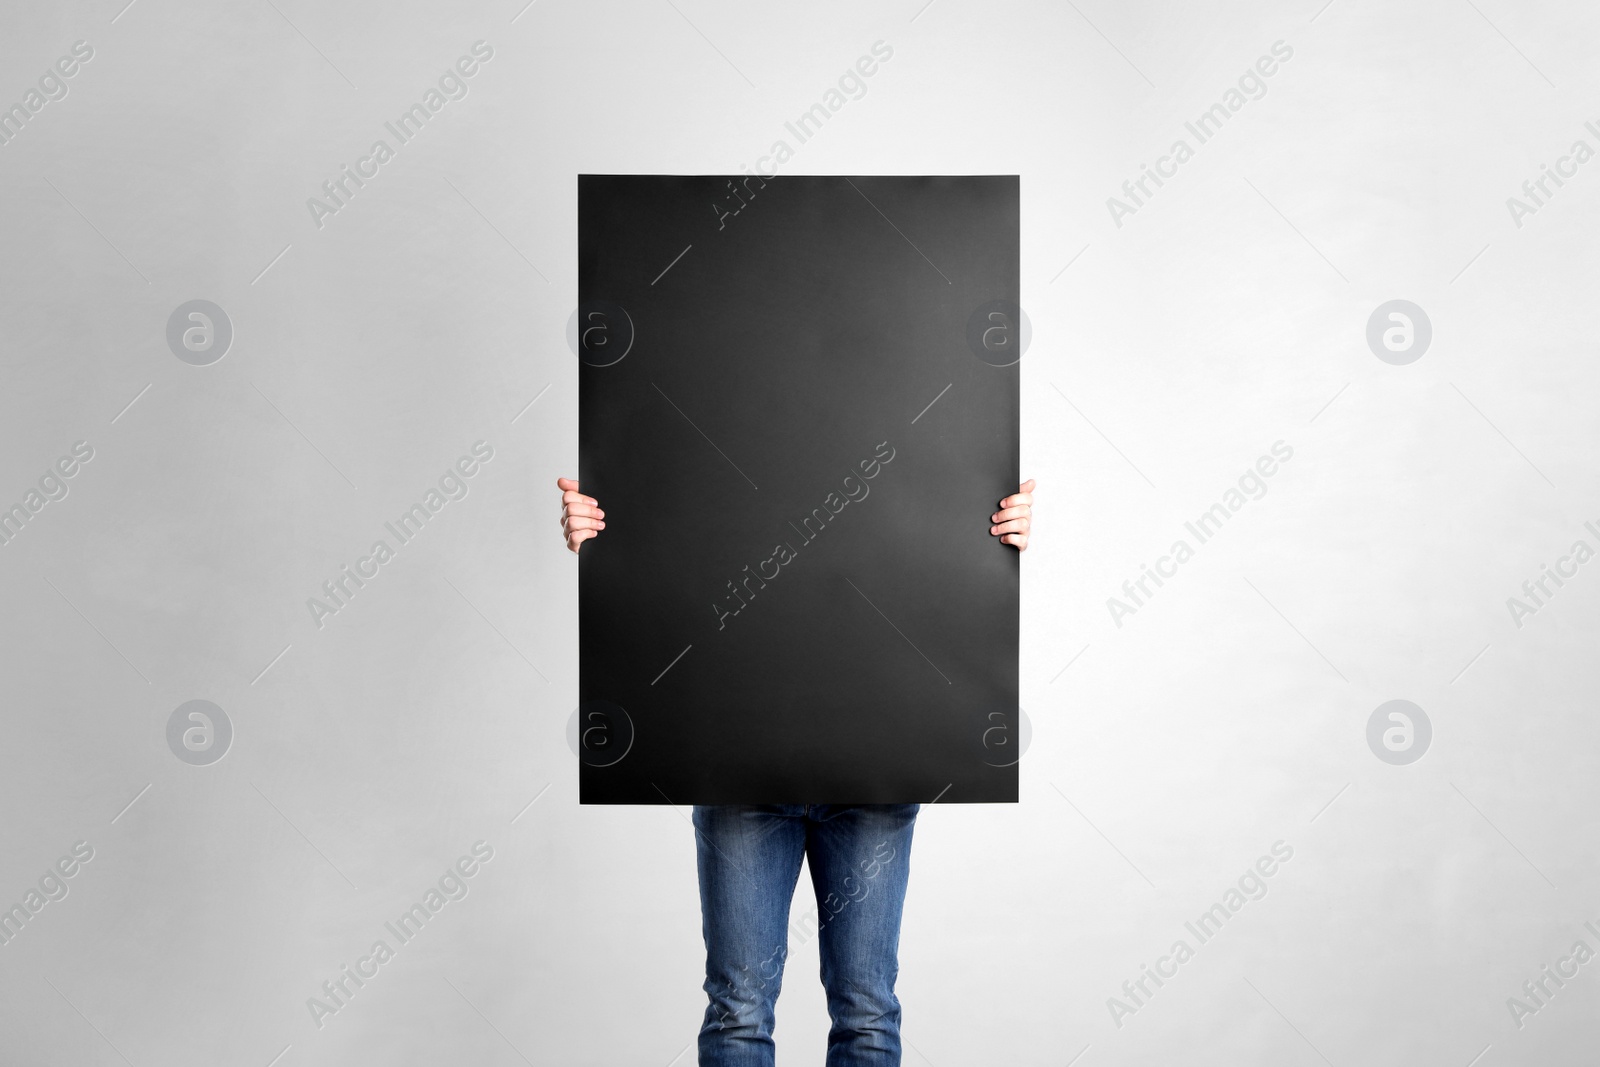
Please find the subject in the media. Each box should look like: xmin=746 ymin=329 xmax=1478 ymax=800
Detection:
xmin=805 ymin=804 xmax=920 ymax=1067
xmin=694 ymin=804 xmax=808 ymax=1067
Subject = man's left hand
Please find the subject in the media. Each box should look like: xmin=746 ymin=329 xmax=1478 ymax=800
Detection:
xmin=992 ymin=479 xmax=1035 ymax=551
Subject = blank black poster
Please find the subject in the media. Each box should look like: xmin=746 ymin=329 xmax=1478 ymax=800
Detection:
xmin=578 ymin=174 xmax=1018 ymax=804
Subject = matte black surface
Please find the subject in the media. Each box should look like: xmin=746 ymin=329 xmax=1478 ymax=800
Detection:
xmin=578 ymin=174 xmax=1018 ymax=804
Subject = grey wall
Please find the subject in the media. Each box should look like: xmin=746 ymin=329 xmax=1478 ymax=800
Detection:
xmin=2 ymin=0 xmax=1597 ymax=1064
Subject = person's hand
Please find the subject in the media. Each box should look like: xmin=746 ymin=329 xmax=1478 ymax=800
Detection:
xmin=991 ymin=478 xmax=1035 ymax=551
xmin=557 ymin=477 xmax=604 ymax=553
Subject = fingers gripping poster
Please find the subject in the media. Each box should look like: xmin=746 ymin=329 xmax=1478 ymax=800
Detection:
xmin=577 ymin=174 xmax=1019 ymax=804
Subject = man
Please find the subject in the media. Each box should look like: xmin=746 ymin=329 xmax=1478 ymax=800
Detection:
xmin=558 ymin=475 xmax=1034 ymax=1065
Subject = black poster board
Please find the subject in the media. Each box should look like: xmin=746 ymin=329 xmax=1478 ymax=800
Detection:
xmin=578 ymin=174 xmax=1018 ymax=804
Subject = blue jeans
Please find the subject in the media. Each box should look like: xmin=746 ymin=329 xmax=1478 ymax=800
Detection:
xmin=693 ymin=804 xmax=920 ymax=1067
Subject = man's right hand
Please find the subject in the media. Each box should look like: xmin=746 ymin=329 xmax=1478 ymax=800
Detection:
xmin=557 ymin=477 xmax=604 ymax=553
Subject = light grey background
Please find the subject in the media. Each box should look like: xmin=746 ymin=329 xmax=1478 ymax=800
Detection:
xmin=2 ymin=0 xmax=1597 ymax=1064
